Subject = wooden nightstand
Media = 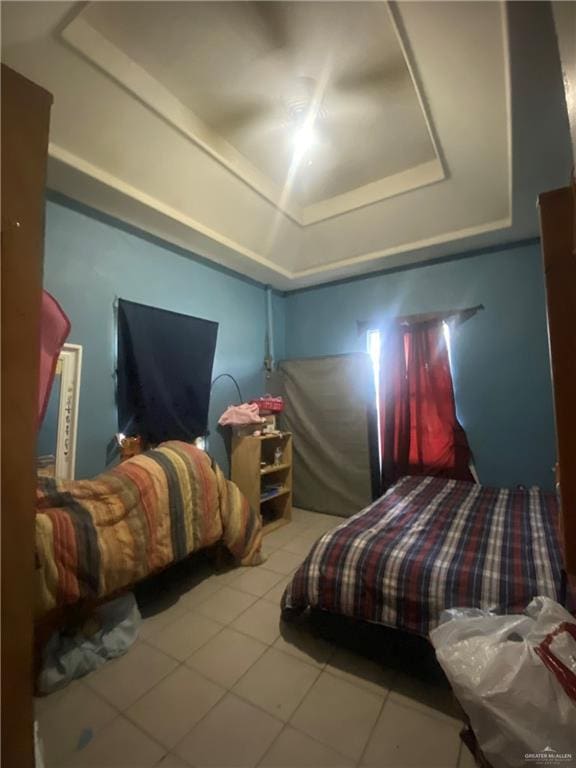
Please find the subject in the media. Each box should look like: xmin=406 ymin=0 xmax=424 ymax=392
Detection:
xmin=231 ymin=432 xmax=293 ymax=534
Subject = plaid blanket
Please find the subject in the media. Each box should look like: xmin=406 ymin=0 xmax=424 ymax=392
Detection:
xmin=282 ymin=476 xmax=565 ymax=636
xmin=35 ymin=441 xmax=263 ymax=617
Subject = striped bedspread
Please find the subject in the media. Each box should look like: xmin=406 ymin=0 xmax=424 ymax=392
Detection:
xmin=282 ymin=475 xmax=566 ymax=636
xmin=35 ymin=441 xmax=263 ymax=617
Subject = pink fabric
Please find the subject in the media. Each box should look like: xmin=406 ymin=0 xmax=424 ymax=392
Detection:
xmin=218 ymin=403 xmax=262 ymax=426
xmin=38 ymin=291 xmax=70 ymax=427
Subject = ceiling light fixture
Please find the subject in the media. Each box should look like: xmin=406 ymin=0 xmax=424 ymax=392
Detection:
xmin=292 ymin=119 xmax=318 ymax=167
xmin=294 ymin=122 xmax=316 ymax=152
xmin=284 ymin=74 xmax=329 ymax=169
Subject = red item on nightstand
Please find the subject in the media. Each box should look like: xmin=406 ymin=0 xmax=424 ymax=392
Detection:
xmin=250 ymin=396 xmax=284 ymax=413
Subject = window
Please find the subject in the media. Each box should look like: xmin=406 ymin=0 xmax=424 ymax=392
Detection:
xmin=367 ymin=322 xmax=454 ymax=470
xmin=443 ymin=321 xmax=453 ymax=377
xmin=368 ymin=322 xmax=453 ymax=384
xmin=367 ymin=328 xmax=382 ymax=471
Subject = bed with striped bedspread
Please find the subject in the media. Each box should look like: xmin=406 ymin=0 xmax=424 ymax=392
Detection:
xmin=35 ymin=441 xmax=263 ymax=618
xmin=282 ymin=475 xmax=566 ymax=636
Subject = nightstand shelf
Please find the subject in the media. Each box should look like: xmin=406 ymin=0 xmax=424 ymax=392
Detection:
xmin=260 ymin=463 xmax=291 ymax=476
xmin=231 ymin=432 xmax=293 ymax=534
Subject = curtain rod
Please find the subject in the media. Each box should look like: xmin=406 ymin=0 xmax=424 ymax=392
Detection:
xmin=357 ymin=305 xmax=484 ymax=335
xmin=396 ymin=304 xmax=484 ymax=326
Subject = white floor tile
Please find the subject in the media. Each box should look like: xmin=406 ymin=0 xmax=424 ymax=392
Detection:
xmin=389 ymin=677 xmax=463 ymax=724
xmin=126 ymin=666 xmax=224 ymax=748
xmin=262 ymin=528 xmax=296 ymax=553
xmin=260 ymin=726 xmax=354 ymax=767
xmin=35 ymin=517 xmax=466 ymax=768
xmin=281 ymin=535 xmax=318 ymax=557
xmin=326 ymin=648 xmax=394 ymax=697
xmin=146 ymin=610 xmax=223 ymax=662
xmin=285 ymin=529 xmax=325 ymax=550
xmin=154 ymin=753 xmax=191 ymax=767
xmin=193 ymin=586 xmax=257 ymax=624
xmin=208 ymin=568 xmax=240 ymax=587
xmin=290 ymin=671 xmax=383 ymax=760
xmin=178 ymin=577 xmax=222 ymax=610
xmin=61 ymin=715 xmax=166 ymax=767
xmin=233 ymin=647 xmax=319 ymax=722
xmin=262 ymin=575 xmax=292 ymax=606
xmin=285 ymin=521 xmax=316 ymax=537
xmin=186 ymin=627 xmax=267 ymax=688
xmin=273 ymin=623 xmax=334 ymax=669
xmin=228 ymin=566 xmax=285 ymax=597
xmin=306 ymin=516 xmax=346 ymax=535
xmin=231 ymin=599 xmax=282 ymax=645
xmin=264 ymin=550 xmax=305 ymax=575
xmin=174 ymin=693 xmax=283 ymax=767
xmin=138 ymin=600 xmax=189 ymax=641
xmin=263 ymin=521 xmax=310 ymax=551
xmin=85 ymin=643 xmax=178 ymax=710
xmin=35 ymin=680 xmax=80 ymax=718
xmin=37 ymin=682 xmax=117 ymax=767
xmin=361 ymin=697 xmax=461 ymax=767
xmin=290 ymin=509 xmax=323 ymax=525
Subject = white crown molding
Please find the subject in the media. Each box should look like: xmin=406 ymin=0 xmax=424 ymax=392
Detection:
xmin=62 ymin=2 xmax=444 ymax=228
xmin=48 ymin=143 xmax=293 ymax=279
xmin=386 ymin=1 xmax=446 ymax=176
xmin=48 ymin=142 xmax=511 ymax=288
xmin=301 ymin=159 xmax=445 ymax=225
xmin=293 ymin=216 xmax=512 ymax=279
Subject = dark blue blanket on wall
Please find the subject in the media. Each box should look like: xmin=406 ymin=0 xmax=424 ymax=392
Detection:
xmin=117 ymin=299 xmax=218 ymax=443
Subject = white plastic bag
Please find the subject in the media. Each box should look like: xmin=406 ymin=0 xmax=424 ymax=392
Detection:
xmin=430 ymin=597 xmax=576 ymax=768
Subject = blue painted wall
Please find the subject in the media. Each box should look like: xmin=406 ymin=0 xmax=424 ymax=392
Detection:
xmin=43 ymin=198 xmax=272 ymax=479
xmin=271 ymin=291 xmax=287 ymax=363
xmin=284 ymin=242 xmax=556 ymax=491
xmin=43 ymin=197 xmax=556 ymax=491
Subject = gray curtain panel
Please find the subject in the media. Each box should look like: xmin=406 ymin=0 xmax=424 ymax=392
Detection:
xmin=277 ymin=354 xmax=374 ymax=517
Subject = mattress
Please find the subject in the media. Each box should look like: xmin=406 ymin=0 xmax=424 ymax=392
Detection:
xmin=282 ymin=475 xmax=566 ymax=636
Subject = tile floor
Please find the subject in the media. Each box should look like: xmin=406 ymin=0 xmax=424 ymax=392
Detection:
xmin=36 ymin=509 xmax=473 ymax=768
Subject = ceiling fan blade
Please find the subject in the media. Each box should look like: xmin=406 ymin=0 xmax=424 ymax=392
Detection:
xmin=324 ymin=95 xmax=384 ymax=123
xmin=251 ymin=2 xmax=290 ymax=54
xmin=334 ymin=59 xmax=409 ymax=94
xmin=217 ymin=101 xmax=270 ymax=133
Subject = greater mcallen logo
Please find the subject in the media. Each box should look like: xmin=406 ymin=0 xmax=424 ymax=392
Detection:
xmin=525 ymin=746 xmax=573 ymax=765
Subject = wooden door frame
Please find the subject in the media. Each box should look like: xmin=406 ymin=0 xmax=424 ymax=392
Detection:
xmin=1 ymin=64 xmax=53 ymax=768
xmin=539 ymin=184 xmax=576 ymax=576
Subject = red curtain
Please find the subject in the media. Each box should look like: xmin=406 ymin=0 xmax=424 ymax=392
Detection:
xmin=379 ymin=320 xmax=473 ymax=487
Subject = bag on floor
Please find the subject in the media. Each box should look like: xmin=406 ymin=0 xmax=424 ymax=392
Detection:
xmin=430 ymin=596 xmax=576 ymax=768
xmin=38 ymin=593 xmax=141 ymax=694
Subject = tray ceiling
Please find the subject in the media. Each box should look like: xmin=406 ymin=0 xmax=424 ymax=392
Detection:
xmin=79 ymin=1 xmax=441 ymax=215
xmin=1 ymin=1 xmax=571 ymax=289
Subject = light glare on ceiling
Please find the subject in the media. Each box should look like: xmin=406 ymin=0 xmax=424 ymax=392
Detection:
xmin=293 ymin=122 xmax=316 ymax=160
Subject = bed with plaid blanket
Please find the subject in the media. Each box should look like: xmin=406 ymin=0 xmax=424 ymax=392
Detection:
xmin=35 ymin=441 xmax=263 ymax=617
xmin=282 ymin=475 xmax=565 ymax=636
